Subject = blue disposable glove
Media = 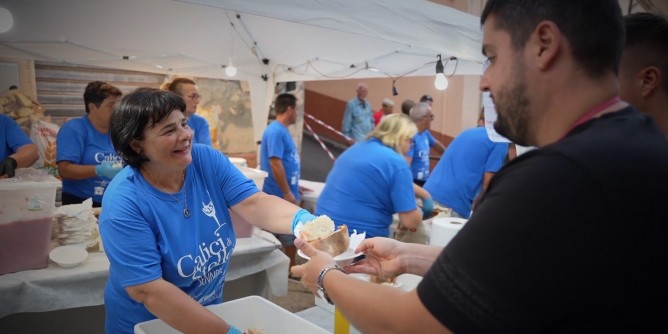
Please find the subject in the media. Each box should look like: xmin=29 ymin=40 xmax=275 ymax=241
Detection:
xmin=95 ymin=162 xmax=122 ymax=179
xmin=421 ymin=197 xmax=434 ymax=219
xmin=226 ymin=325 xmax=243 ymax=334
xmin=292 ymin=208 xmax=317 ymax=237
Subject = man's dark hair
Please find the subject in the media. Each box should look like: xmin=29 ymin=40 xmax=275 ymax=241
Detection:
xmin=624 ymin=12 xmax=668 ymax=95
xmin=401 ymin=99 xmax=415 ymax=116
xmin=110 ymin=88 xmax=186 ymax=168
xmin=419 ymin=95 xmax=433 ymax=103
xmin=274 ymin=93 xmax=297 ymax=115
xmin=83 ymin=81 xmax=122 ymax=113
xmin=165 ymin=77 xmax=196 ymax=96
xmin=481 ymin=0 xmax=624 ymax=78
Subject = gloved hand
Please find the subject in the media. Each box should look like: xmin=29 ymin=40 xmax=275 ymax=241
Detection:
xmin=421 ymin=197 xmax=434 ymax=219
xmin=292 ymin=208 xmax=318 ymax=237
xmin=95 ymin=162 xmax=122 ymax=179
xmin=226 ymin=325 xmax=243 ymax=334
xmin=0 ymin=157 xmax=17 ymax=178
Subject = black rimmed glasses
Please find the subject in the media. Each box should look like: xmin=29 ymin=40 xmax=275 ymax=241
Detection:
xmin=186 ymin=94 xmax=201 ymax=101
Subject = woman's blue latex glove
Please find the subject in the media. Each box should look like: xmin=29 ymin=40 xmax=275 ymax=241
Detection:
xmin=292 ymin=208 xmax=318 ymax=237
xmin=95 ymin=162 xmax=122 ymax=179
xmin=421 ymin=197 xmax=434 ymax=219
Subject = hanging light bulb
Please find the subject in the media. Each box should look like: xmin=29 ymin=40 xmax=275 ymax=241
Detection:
xmin=0 ymin=7 xmax=13 ymax=33
xmin=225 ymin=58 xmax=237 ymax=77
xmin=434 ymin=54 xmax=449 ymax=91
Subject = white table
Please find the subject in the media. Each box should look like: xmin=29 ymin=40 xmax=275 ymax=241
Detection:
xmin=300 ymin=179 xmax=325 ymax=213
xmin=0 ymin=229 xmax=288 ymax=319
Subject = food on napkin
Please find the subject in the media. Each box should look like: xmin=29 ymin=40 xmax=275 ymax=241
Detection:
xmin=299 ymin=215 xmax=350 ymax=257
xmin=299 ymin=215 xmax=335 ymax=241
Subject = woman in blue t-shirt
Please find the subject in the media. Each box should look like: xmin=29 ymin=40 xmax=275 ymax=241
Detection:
xmin=316 ymin=114 xmax=429 ymax=238
xmin=99 ymin=88 xmax=316 ymax=334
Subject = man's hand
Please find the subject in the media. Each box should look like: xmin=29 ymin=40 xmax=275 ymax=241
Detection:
xmin=0 ymin=157 xmax=18 ymax=178
xmin=290 ymin=237 xmax=337 ymax=294
xmin=345 ymin=237 xmax=407 ymax=280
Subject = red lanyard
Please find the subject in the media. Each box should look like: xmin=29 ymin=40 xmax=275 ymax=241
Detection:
xmin=560 ymin=96 xmax=620 ymax=139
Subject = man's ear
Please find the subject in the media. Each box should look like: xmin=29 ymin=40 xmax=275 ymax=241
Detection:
xmin=639 ymin=66 xmax=661 ymax=98
xmin=532 ymin=21 xmax=561 ymax=71
xmin=87 ymin=102 xmax=98 ymax=113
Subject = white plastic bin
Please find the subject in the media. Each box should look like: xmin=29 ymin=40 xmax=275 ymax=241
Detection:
xmin=135 ymin=295 xmax=329 ymax=334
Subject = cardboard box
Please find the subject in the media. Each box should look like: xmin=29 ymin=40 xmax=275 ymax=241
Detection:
xmin=135 ymin=295 xmax=329 ymax=334
xmin=0 ymin=168 xmax=61 ymax=274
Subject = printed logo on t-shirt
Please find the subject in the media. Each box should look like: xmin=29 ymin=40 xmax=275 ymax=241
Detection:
xmin=94 ymin=152 xmax=122 ymax=164
xmin=176 ymin=189 xmax=233 ymax=288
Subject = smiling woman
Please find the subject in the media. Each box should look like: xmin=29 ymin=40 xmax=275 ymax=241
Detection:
xmin=98 ymin=88 xmax=325 ymax=334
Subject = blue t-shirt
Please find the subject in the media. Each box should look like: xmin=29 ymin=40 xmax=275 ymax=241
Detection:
xmin=99 ymin=144 xmax=258 ymax=334
xmin=316 ymin=138 xmax=417 ymax=238
xmin=424 ymin=127 xmax=508 ymax=218
xmin=341 ymin=98 xmax=373 ymax=142
xmin=56 ymin=115 xmax=122 ymax=203
xmin=260 ymin=121 xmax=300 ymax=200
xmin=406 ymin=130 xmax=437 ymax=181
xmin=0 ymin=114 xmax=32 ymax=161
xmin=187 ymin=114 xmax=213 ymax=146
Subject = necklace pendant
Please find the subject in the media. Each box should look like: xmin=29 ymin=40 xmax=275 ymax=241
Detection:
xmin=183 ymin=208 xmax=191 ymax=218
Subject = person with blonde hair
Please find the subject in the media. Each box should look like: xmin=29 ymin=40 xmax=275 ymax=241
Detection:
xmin=164 ymin=78 xmax=212 ymax=146
xmin=316 ymin=114 xmax=427 ymax=238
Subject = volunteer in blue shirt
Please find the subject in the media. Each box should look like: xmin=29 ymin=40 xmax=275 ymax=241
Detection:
xmin=100 ymin=88 xmax=317 ymax=334
xmin=424 ymin=126 xmax=508 ymax=218
xmin=260 ymin=93 xmax=302 ymax=204
xmin=165 ymin=77 xmax=213 ymax=146
xmin=317 ymin=114 xmax=427 ymax=238
xmin=57 ymin=81 xmax=123 ymax=206
xmin=0 ymin=114 xmax=38 ymax=177
xmin=406 ymin=102 xmax=446 ymax=186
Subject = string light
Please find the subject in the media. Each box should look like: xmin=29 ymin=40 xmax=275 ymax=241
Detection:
xmin=434 ymin=54 xmax=448 ymax=91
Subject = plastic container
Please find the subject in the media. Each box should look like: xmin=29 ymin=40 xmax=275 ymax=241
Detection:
xmin=238 ymin=166 xmax=268 ymax=190
xmin=0 ymin=168 xmax=61 ymax=274
xmin=229 ymin=157 xmax=248 ymax=168
xmin=134 ymin=295 xmax=329 ymax=334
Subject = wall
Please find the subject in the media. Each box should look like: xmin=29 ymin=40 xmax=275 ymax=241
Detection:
xmin=305 ymin=75 xmax=482 ymax=141
xmin=0 ymin=56 xmax=37 ymax=100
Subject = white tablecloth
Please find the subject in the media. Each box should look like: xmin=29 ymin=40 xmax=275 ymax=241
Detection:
xmin=299 ymin=180 xmax=325 ymax=213
xmin=0 ymin=229 xmax=288 ymax=318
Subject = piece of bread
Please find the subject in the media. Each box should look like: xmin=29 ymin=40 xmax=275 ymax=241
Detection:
xmin=299 ymin=215 xmax=335 ymax=241
xmin=309 ymin=225 xmax=350 ymax=257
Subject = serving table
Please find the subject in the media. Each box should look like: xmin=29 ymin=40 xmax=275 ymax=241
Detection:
xmin=299 ymin=179 xmax=325 ymax=213
xmin=0 ymin=229 xmax=288 ymax=333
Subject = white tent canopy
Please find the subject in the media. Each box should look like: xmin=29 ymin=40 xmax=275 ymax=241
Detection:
xmin=0 ymin=0 xmax=484 ymax=140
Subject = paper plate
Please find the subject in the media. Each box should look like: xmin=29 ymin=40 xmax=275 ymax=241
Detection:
xmin=49 ymin=245 xmax=88 ymax=268
xmin=297 ymin=248 xmax=362 ymax=266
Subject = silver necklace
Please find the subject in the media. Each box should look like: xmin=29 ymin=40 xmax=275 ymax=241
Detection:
xmin=146 ymin=169 xmax=190 ymax=218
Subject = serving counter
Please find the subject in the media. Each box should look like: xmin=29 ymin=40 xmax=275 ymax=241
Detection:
xmin=0 ymin=229 xmax=288 ymax=333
